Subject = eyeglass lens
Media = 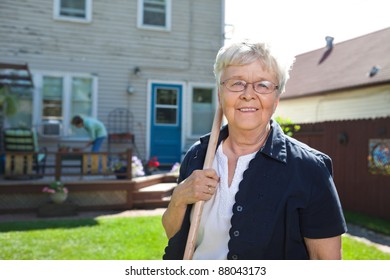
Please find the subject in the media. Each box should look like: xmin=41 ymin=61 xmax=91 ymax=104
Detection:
xmin=223 ymin=79 xmax=277 ymax=94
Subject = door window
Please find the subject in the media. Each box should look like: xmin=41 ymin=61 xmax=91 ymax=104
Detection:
xmin=154 ymin=88 xmax=178 ymax=125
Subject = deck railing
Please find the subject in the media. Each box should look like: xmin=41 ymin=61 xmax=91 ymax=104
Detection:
xmin=3 ymin=149 xmax=133 ymax=181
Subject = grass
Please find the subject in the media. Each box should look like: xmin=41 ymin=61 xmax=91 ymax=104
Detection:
xmin=342 ymin=235 xmax=389 ymax=260
xmin=344 ymin=211 xmax=390 ymax=236
xmin=0 ymin=211 xmax=389 ymax=260
xmin=342 ymin=210 xmax=390 ymax=260
xmin=0 ymin=216 xmax=168 ymax=260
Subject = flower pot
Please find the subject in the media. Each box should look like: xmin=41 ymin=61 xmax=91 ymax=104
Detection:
xmin=58 ymin=146 xmax=70 ymax=152
xmin=50 ymin=192 xmax=68 ymax=204
xmin=115 ymin=166 xmax=127 ymax=179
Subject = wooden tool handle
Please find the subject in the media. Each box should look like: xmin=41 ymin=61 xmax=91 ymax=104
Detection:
xmin=183 ymin=105 xmax=223 ymax=260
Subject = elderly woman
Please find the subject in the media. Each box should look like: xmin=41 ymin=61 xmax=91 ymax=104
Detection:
xmin=162 ymin=41 xmax=347 ymax=260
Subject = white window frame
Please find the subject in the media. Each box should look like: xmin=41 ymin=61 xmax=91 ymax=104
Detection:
xmin=53 ymin=0 xmax=93 ymax=23
xmin=32 ymin=71 xmax=98 ymax=138
xmin=187 ymin=83 xmax=217 ymax=138
xmin=137 ymin=0 xmax=171 ymax=31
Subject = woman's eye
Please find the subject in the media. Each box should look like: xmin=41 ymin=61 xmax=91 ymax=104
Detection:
xmin=232 ymin=81 xmax=245 ymax=86
xmin=257 ymin=82 xmax=269 ymax=89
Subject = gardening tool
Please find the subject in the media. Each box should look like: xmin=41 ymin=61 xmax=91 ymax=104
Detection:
xmin=183 ymin=105 xmax=223 ymax=260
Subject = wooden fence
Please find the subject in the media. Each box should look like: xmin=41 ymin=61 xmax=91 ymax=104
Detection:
xmin=293 ymin=117 xmax=390 ymax=220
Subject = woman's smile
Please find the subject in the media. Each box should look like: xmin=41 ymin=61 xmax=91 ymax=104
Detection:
xmin=237 ymin=107 xmax=258 ymax=112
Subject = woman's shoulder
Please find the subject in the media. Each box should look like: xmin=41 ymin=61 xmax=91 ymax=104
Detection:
xmin=269 ymin=121 xmax=332 ymax=167
xmin=284 ymin=135 xmax=333 ymax=174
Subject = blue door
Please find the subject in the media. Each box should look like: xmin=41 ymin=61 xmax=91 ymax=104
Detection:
xmin=150 ymin=83 xmax=182 ymax=165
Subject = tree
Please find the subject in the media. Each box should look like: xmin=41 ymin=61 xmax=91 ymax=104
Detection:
xmin=0 ymin=86 xmax=19 ymax=152
xmin=0 ymin=86 xmax=18 ymax=116
xmin=274 ymin=116 xmax=301 ymax=137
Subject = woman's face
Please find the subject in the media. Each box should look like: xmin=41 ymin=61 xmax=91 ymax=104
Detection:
xmin=218 ymin=60 xmax=280 ymax=133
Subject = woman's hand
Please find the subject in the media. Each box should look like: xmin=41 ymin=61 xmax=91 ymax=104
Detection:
xmin=171 ymin=168 xmax=219 ymax=208
xmin=85 ymin=141 xmax=93 ymax=149
xmin=162 ymin=168 xmax=219 ymax=239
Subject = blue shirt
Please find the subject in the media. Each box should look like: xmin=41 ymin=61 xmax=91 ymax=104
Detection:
xmin=163 ymin=120 xmax=347 ymax=260
xmin=82 ymin=116 xmax=107 ymax=140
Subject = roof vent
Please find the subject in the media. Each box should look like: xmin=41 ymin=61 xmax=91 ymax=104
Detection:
xmin=318 ymin=36 xmax=334 ymax=64
xmin=369 ymin=65 xmax=380 ymax=77
xmin=325 ymin=36 xmax=334 ymax=50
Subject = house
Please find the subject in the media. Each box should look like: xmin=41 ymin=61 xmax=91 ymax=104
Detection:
xmin=276 ymin=27 xmax=390 ymax=123
xmin=275 ymin=28 xmax=390 ymax=220
xmin=0 ymin=0 xmax=225 ymax=166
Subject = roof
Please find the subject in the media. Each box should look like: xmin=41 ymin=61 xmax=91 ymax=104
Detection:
xmin=0 ymin=63 xmax=34 ymax=88
xmin=282 ymin=27 xmax=390 ymax=100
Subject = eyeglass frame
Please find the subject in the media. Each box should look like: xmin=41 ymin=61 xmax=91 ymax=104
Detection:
xmin=220 ymin=78 xmax=279 ymax=95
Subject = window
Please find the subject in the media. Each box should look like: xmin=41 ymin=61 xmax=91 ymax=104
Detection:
xmin=33 ymin=72 xmax=97 ymax=137
xmin=138 ymin=0 xmax=171 ymax=31
xmin=70 ymin=77 xmax=93 ymax=137
xmin=42 ymin=77 xmax=63 ymax=122
xmin=154 ymin=87 xmax=178 ymax=125
xmin=189 ymin=84 xmax=216 ymax=136
xmin=53 ymin=0 xmax=92 ymax=23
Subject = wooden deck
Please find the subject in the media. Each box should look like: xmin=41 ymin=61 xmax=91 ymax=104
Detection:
xmin=0 ymin=173 xmax=177 ymax=215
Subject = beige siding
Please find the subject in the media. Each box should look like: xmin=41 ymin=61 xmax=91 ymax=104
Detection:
xmin=275 ymin=85 xmax=390 ymax=123
xmin=0 ymin=0 xmax=224 ymax=159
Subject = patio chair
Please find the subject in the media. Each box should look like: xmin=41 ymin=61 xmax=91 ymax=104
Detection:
xmin=2 ymin=128 xmax=47 ymax=179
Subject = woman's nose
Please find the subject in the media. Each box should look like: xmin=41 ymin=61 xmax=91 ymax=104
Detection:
xmin=240 ymin=85 xmax=256 ymax=100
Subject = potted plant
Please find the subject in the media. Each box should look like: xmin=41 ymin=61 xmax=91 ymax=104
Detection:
xmin=58 ymin=144 xmax=70 ymax=152
xmin=42 ymin=181 xmax=68 ymax=204
xmin=0 ymin=86 xmax=18 ymax=115
xmin=0 ymin=86 xmax=18 ymax=141
xmin=170 ymin=162 xmax=181 ymax=176
xmin=111 ymin=156 xmax=145 ymax=179
xmin=132 ymin=156 xmax=145 ymax=177
xmin=145 ymin=156 xmax=160 ymax=175
xmin=111 ymin=160 xmax=128 ymax=179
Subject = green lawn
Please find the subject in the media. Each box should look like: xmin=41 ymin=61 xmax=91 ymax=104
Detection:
xmin=342 ymin=235 xmax=389 ymax=260
xmin=0 ymin=212 xmax=389 ymax=260
xmin=0 ymin=216 xmax=168 ymax=260
xmin=344 ymin=211 xmax=390 ymax=236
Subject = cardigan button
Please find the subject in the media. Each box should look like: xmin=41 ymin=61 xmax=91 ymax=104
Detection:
xmin=236 ymin=205 xmax=243 ymax=212
xmin=233 ymin=230 xmax=240 ymax=237
xmin=232 ymin=254 xmax=239 ymax=260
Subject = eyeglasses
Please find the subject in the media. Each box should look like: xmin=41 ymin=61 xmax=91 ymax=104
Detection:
xmin=220 ymin=78 xmax=279 ymax=95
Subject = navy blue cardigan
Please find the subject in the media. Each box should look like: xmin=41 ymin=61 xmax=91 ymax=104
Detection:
xmin=163 ymin=121 xmax=347 ymax=260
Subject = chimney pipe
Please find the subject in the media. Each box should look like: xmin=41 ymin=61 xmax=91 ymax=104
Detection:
xmin=325 ymin=36 xmax=334 ymax=49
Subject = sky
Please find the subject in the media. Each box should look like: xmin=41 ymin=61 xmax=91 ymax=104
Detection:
xmin=224 ymin=0 xmax=390 ymax=56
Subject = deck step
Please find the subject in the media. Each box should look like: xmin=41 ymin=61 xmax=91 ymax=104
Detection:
xmin=136 ymin=182 xmax=176 ymax=192
xmin=132 ymin=182 xmax=175 ymax=208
